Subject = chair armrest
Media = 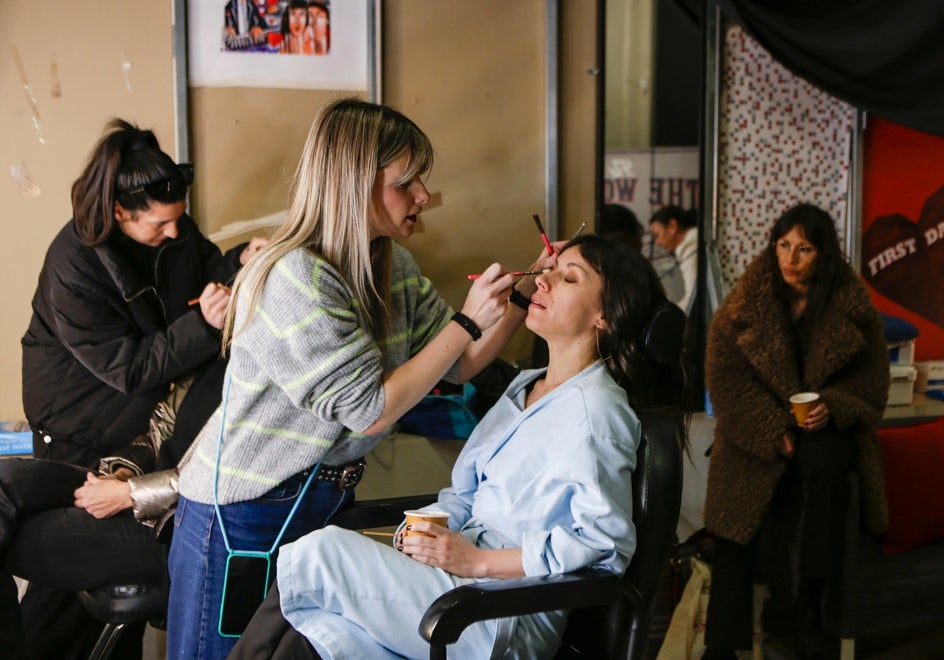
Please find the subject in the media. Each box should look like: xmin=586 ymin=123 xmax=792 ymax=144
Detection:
xmin=419 ymin=568 xmax=633 ymax=647
xmin=331 ymin=494 xmax=439 ymax=530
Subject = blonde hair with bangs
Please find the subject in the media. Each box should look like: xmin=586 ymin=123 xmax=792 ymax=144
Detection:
xmin=222 ymin=98 xmax=433 ymax=350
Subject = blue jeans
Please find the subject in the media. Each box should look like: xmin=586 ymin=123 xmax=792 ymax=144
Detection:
xmin=166 ymin=472 xmax=353 ymax=660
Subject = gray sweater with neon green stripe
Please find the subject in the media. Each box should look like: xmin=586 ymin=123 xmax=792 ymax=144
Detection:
xmin=177 ymin=242 xmax=457 ymax=505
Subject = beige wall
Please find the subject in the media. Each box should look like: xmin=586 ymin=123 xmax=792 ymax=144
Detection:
xmin=0 ymin=0 xmax=597 ymax=421
xmin=188 ymin=86 xmax=350 ymax=239
xmin=383 ymin=0 xmax=550 ymax=363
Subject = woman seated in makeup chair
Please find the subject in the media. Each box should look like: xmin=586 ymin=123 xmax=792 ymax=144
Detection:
xmin=231 ymin=234 xmax=689 ymax=660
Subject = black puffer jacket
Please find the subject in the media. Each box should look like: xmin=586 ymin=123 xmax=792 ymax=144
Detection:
xmin=22 ymin=215 xmax=242 ymax=468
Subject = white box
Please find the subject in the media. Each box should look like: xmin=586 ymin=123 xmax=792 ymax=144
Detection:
xmin=887 ymin=340 xmax=915 ymax=366
xmin=888 ymin=365 xmax=917 ymax=406
xmin=914 ymin=360 xmax=944 ymax=393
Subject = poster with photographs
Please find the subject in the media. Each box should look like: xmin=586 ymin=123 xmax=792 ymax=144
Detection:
xmin=189 ymin=0 xmax=372 ymax=89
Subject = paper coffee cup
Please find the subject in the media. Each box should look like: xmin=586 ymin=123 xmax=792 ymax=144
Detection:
xmin=789 ymin=392 xmax=820 ymax=426
xmin=403 ymin=509 xmax=449 ymax=537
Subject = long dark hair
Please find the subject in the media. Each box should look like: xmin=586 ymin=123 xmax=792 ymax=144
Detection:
xmin=765 ymin=203 xmax=849 ymax=319
xmin=71 ymin=118 xmax=188 ymax=246
xmin=568 ymin=235 xmax=688 ymax=415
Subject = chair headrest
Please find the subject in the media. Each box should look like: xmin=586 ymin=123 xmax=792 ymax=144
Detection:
xmin=639 ymin=302 xmax=686 ymax=364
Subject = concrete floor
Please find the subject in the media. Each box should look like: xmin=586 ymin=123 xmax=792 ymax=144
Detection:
xmin=759 ymin=628 xmax=944 ymax=660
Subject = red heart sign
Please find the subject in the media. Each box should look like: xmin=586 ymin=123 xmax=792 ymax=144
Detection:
xmin=863 ymin=186 xmax=944 ymax=330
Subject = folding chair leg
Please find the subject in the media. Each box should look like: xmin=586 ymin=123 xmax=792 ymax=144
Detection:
xmin=87 ymin=622 xmax=126 ymax=660
xmin=840 ymin=637 xmax=855 ymax=660
xmin=751 ymin=583 xmax=768 ymax=660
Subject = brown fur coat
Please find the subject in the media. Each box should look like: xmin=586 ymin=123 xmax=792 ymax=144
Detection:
xmin=703 ymin=254 xmax=889 ymax=544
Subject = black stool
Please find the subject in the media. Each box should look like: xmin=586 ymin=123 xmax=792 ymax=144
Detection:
xmin=78 ymin=583 xmax=167 ymax=660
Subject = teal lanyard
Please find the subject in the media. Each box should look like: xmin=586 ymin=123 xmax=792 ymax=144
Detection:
xmin=212 ymin=375 xmax=322 ymax=555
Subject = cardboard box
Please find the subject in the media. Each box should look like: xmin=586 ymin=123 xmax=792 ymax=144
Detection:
xmin=888 ymin=365 xmax=917 ymax=406
xmin=887 ymin=340 xmax=915 ymax=366
xmin=914 ymin=360 xmax=944 ymax=394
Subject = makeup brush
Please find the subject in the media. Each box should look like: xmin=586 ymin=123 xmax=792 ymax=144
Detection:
xmin=467 ymin=269 xmax=547 ymax=280
xmin=532 ymin=214 xmax=554 ymax=256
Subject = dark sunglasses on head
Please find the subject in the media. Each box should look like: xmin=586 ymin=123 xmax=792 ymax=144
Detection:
xmin=122 ymin=163 xmax=194 ymax=199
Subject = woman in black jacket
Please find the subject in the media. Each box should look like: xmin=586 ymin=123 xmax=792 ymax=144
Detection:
xmin=14 ymin=118 xmax=263 ymax=658
xmin=21 ymin=118 xmax=263 ymax=469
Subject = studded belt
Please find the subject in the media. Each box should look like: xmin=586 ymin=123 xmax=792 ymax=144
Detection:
xmin=315 ymin=458 xmax=366 ymax=490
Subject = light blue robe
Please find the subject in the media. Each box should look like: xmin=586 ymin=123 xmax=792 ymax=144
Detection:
xmin=278 ymin=361 xmax=640 ymax=659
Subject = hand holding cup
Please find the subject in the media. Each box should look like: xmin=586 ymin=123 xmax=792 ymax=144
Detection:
xmin=790 ymin=392 xmax=830 ymax=431
xmin=403 ymin=509 xmax=449 ymax=537
xmin=789 ymin=392 xmax=820 ymax=427
xmin=398 ymin=509 xmax=485 ymax=577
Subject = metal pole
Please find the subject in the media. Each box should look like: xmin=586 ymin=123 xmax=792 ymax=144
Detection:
xmin=171 ymin=0 xmax=190 ymax=164
xmin=545 ymin=0 xmax=560 ymax=239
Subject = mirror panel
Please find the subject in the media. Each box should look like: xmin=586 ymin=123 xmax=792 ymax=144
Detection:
xmin=601 ymin=0 xmax=703 ymax=311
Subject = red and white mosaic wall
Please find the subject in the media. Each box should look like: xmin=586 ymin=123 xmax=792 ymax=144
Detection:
xmin=715 ymin=24 xmax=855 ymax=290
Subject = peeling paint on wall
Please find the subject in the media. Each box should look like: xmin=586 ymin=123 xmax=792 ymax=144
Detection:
xmin=121 ymin=52 xmax=133 ymax=92
xmin=50 ymin=55 xmax=62 ymax=98
xmin=10 ymin=46 xmax=47 ymax=145
xmin=9 ymin=163 xmax=41 ymax=199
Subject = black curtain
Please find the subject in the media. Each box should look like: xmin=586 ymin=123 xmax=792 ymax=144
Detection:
xmin=714 ymin=0 xmax=944 ymax=137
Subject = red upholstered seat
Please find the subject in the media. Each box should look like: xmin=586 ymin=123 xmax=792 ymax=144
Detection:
xmin=878 ymin=417 xmax=944 ymax=554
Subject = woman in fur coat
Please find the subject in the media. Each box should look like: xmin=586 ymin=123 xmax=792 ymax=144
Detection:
xmin=701 ymin=204 xmax=889 ymax=659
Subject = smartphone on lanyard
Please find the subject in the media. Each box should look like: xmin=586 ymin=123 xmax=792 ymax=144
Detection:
xmin=218 ymin=550 xmax=272 ymax=637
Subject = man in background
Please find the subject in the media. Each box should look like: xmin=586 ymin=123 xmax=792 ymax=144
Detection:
xmin=649 ymin=205 xmax=698 ymax=315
